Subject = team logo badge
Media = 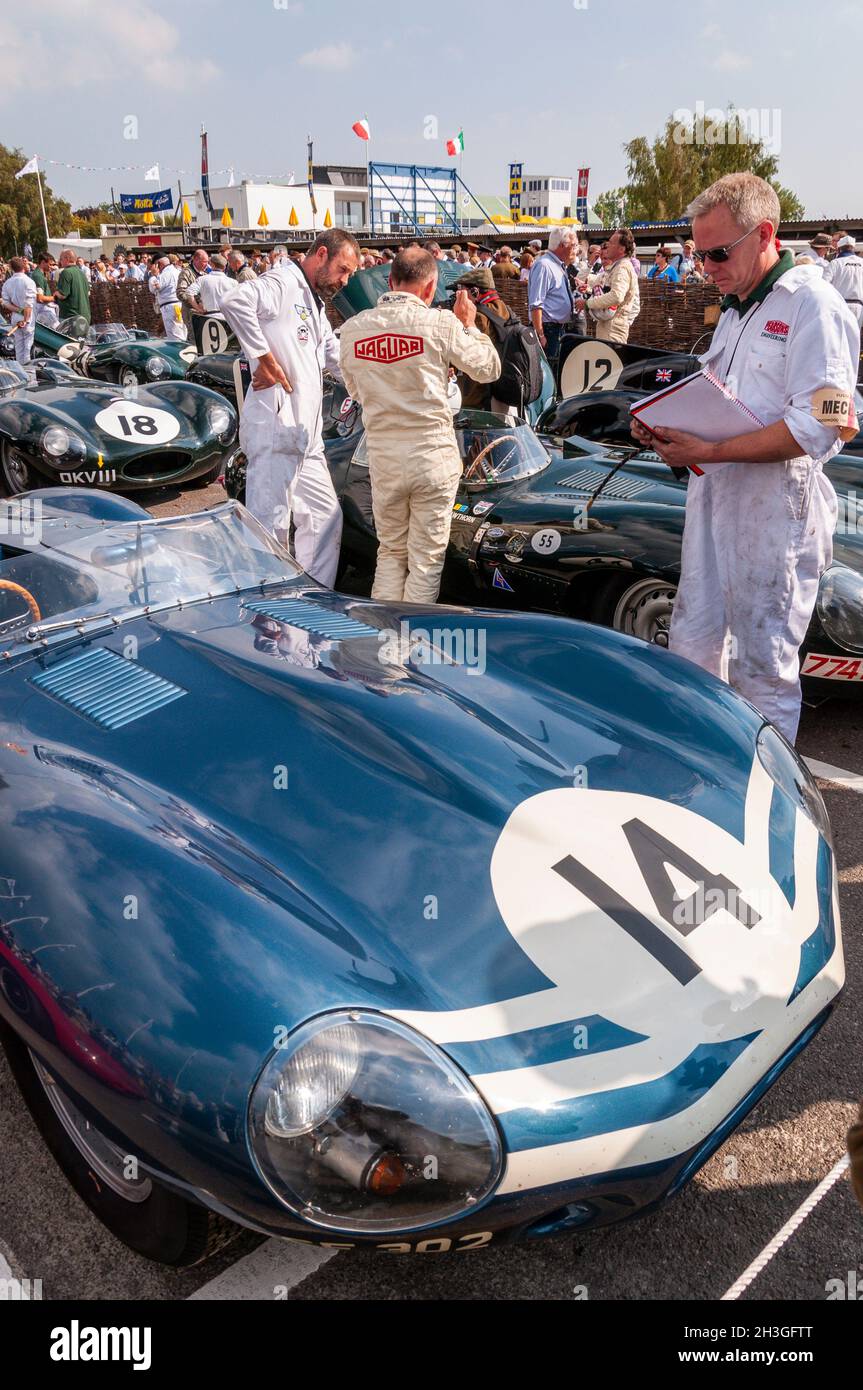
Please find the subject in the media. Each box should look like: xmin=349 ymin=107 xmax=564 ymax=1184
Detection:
xmin=355 ymin=334 xmax=424 ymax=364
xmin=297 ymin=324 xmax=310 ymax=345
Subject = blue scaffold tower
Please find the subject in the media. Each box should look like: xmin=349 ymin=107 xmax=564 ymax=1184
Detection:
xmin=367 ymin=163 xmax=496 ymax=236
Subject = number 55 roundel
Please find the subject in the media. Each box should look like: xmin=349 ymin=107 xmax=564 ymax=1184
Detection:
xmin=95 ymin=400 xmax=180 ymax=446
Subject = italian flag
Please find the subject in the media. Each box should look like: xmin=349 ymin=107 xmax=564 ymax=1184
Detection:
xmin=352 ymin=118 xmax=371 ymax=141
xmin=446 ymin=130 xmax=464 ymax=156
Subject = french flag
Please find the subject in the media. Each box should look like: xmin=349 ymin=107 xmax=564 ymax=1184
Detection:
xmin=352 ymin=119 xmax=370 ymax=141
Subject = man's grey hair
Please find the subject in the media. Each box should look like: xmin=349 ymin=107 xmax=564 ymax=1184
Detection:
xmin=270 ymin=244 xmax=288 ymax=259
xmin=686 ymin=173 xmax=781 ymax=232
xmin=227 ymin=250 xmax=245 ymax=264
xmin=210 ymin=253 xmax=227 ymax=269
xmin=547 ymin=227 xmax=578 ymax=253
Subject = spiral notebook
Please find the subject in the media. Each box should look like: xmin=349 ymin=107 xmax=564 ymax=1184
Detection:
xmin=629 ymin=369 xmax=764 ymax=475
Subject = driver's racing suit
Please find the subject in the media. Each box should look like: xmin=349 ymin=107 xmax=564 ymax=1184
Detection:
xmin=339 ymin=291 xmax=500 ymax=602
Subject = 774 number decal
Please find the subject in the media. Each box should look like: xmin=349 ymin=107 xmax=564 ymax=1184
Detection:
xmin=801 ymin=653 xmax=863 ymax=681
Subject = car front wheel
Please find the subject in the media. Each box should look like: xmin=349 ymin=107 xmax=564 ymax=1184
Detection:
xmin=593 ymin=574 xmax=678 ymax=647
xmin=0 ymin=1022 xmax=241 ymax=1267
xmin=117 ymin=365 xmax=139 ymax=389
xmin=0 ymin=437 xmax=39 ymax=496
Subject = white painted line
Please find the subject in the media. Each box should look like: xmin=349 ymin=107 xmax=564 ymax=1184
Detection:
xmin=188 ymin=1237 xmax=337 ymax=1301
xmin=721 ymin=1153 xmax=850 ymax=1300
xmin=805 ymin=758 xmax=863 ymax=794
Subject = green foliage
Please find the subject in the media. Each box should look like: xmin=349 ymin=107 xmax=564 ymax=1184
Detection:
xmin=621 ymin=110 xmax=805 ymax=223
xmin=592 ymin=188 xmax=628 ymax=228
xmin=0 ymin=143 xmax=73 ymax=256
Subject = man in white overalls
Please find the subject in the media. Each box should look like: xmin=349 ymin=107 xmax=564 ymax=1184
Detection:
xmin=632 ymin=173 xmax=859 ymax=743
xmin=220 ymin=229 xmax=361 ymax=587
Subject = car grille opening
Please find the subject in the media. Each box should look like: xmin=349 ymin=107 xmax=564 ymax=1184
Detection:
xmin=120 ymin=452 xmax=196 ymax=482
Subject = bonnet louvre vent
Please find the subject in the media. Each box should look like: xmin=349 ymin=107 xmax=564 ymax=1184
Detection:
xmin=244 ymin=598 xmax=379 ymax=640
xmin=32 ymin=648 xmax=187 ymax=729
xmin=556 ymin=467 xmax=653 ymax=499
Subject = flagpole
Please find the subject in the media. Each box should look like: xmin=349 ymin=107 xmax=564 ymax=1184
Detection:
xmin=35 ymin=158 xmax=50 ymax=247
xmin=366 ymin=117 xmax=372 ymax=239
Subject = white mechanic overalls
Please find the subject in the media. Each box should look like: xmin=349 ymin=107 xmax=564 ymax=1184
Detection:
xmin=220 ymin=260 xmax=343 ymax=587
xmin=4 ymin=273 xmax=36 ymax=365
xmin=669 ymin=263 xmax=860 ymax=742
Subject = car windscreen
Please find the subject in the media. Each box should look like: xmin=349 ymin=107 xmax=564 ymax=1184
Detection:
xmin=350 ymin=415 xmax=550 ymax=490
xmin=456 ymin=416 xmax=550 ymax=491
xmin=0 ymin=502 xmax=302 ymax=644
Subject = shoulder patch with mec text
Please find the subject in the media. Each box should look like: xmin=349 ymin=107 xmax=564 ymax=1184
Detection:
xmin=811 ymin=387 xmax=855 ymax=427
xmin=355 ymin=334 xmax=424 ymax=364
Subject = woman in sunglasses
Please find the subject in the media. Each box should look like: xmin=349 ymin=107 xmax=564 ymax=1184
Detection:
xmin=631 ymin=172 xmax=860 ymax=744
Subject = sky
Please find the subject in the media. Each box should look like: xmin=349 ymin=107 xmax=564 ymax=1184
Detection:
xmin=0 ymin=0 xmax=859 ymax=220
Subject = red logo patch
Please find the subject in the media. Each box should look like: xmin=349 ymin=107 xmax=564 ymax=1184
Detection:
xmin=764 ymin=320 xmax=789 ymax=336
xmin=355 ymin=333 xmax=424 ymax=364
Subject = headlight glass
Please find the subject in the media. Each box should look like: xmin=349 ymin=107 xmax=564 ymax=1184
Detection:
xmin=41 ymin=426 xmax=85 ymax=460
xmin=248 ymin=1010 xmax=503 ymax=1233
xmin=146 ymin=356 xmax=167 ymax=379
xmin=816 ymin=564 xmax=863 ymax=654
xmin=756 ymin=723 xmax=832 ymax=845
xmin=207 ymin=402 xmax=235 ymax=441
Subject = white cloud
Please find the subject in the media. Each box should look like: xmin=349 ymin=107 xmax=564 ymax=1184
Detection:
xmin=298 ymin=43 xmax=356 ymax=71
xmin=0 ymin=0 xmax=220 ymax=95
xmin=713 ymin=49 xmax=753 ymax=72
xmin=701 ymin=22 xmax=722 ymax=38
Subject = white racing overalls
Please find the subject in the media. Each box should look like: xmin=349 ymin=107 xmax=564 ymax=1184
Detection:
xmin=3 ymin=272 xmax=36 ymax=365
xmin=669 ymin=263 xmax=860 ymax=742
xmin=339 ymin=291 xmax=500 ymax=602
xmin=153 ymin=265 xmax=188 ymax=342
xmin=220 ymin=260 xmax=343 ymax=587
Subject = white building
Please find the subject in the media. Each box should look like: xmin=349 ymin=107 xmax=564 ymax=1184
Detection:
xmin=521 ymin=175 xmax=573 ymax=221
xmin=194 ymin=166 xmax=369 ymax=232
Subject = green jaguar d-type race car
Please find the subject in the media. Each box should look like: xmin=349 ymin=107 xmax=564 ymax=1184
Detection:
xmin=0 ymin=317 xmax=198 ymax=388
xmin=0 ymin=361 xmax=237 ymax=496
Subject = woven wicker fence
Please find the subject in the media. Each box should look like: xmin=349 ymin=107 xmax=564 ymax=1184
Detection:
xmin=495 ymin=276 xmax=722 ymax=353
xmin=89 ymin=282 xmax=163 ymax=336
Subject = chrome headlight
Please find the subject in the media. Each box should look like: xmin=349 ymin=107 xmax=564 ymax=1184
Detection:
xmin=207 ymin=402 xmax=235 ymax=442
xmin=145 ymin=356 xmax=167 ymax=379
xmin=816 ymin=565 xmax=863 ymax=654
xmin=756 ymin=723 xmax=832 ymax=845
xmin=248 ymin=1010 xmax=503 ymax=1233
xmin=41 ymin=426 xmax=85 ymax=460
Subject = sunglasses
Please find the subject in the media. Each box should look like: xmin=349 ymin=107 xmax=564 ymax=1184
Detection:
xmin=695 ymin=223 xmax=761 ymax=263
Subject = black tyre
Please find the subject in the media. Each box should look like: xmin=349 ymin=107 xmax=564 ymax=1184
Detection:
xmin=592 ymin=574 xmax=677 ymax=647
xmin=0 ymin=1022 xmax=238 ymax=1267
xmin=190 ymin=462 xmax=224 ymax=489
xmin=0 ymin=437 xmax=40 ymax=497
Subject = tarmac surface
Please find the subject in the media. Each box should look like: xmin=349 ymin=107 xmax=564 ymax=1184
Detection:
xmin=1 ymin=478 xmax=860 ymax=1301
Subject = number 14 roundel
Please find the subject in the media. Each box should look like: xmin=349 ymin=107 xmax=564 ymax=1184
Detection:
xmin=95 ymin=399 xmax=181 ymax=446
xmin=489 ymin=777 xmax=822 ymax=1056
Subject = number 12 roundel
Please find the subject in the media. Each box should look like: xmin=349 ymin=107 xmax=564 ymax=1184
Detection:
xmin=95 ymin=400 xmax=181 ymax=446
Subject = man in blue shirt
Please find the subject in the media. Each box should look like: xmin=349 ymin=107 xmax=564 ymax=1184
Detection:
xmin=527 ymin=228 xmax=577 ymax=362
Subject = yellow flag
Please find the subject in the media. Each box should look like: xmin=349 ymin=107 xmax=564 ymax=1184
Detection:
xmin=323 ymin=208 xmax=332 ymax=229
xmin=142 ymin=210 xmax=155 ymax=225
xmin=257 ymin=205 xmax=269 ymax=227
xmin=221 ymin=206 xmax=233 ymax=228
xmin=182 ymin=200 xmax=192 ymax=225
xmin=289 ymin=206 xmax=299 ymax=227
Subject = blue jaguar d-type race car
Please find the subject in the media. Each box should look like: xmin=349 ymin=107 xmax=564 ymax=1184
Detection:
xmin=0 ymin=489 xmax=842 ymax=1264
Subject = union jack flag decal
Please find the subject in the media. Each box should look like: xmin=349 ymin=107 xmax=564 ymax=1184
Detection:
xmin=656 ymin=369 xmax=673 ymax=383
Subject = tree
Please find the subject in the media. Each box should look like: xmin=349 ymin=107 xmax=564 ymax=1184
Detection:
xmin=621 ymin=109 xmax=805 ymax=223
xmin=0 ymin=144 xmax=73 ymax=256
xmin=72 ymin=202 xmax=113 ymax=238
xmin=592 ymin=188 xmax=628 ymax=228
